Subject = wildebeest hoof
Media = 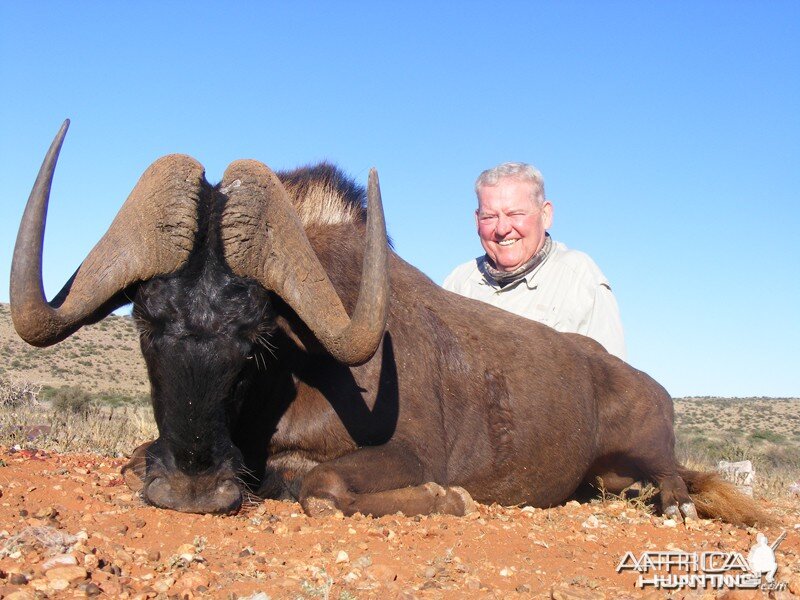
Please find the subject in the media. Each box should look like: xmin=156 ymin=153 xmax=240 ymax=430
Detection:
xmin=121 ymin=441 xmax=151 ymax=492
xmin=664 ymin=504 xmax=680 ymax=520
xmin=303 ymin=496 xmax=343 ymax=518
xmin=664 ymin=501 xmax=699 ymax=523
xmin=444 ymin=486 xmax=476 ymax=516
xmin=426 ymin=483 xmax=476 ymax=516
xmin=680 ymin=501 xmax=699 ymax=521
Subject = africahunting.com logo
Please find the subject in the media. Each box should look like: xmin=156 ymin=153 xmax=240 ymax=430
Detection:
xmin=616 ymin=531 xmax=788 ymax=591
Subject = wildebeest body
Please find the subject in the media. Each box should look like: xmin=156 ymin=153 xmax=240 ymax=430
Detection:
xmin=255 ymin=229 xmax=667 ymax=509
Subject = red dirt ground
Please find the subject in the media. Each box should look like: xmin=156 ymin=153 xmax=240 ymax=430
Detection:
xmin=0 ymin=447 xmax=798 ymax=599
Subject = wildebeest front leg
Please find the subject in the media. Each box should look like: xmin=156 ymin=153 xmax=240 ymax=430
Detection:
xmin=299 ymin=444 xmax=474 ymax=518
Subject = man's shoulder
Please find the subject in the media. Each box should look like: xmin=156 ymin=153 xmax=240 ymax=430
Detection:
xmin=547 ymin=241 xmax=610 ymax=286
xmin=443 ymin=257 xmax=484 ymax=291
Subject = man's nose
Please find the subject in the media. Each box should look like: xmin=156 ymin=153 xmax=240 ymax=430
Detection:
xmin=495 ymin=214 xmax=513 ymax=236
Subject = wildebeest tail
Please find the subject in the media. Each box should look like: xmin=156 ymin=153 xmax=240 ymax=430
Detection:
xmin=679 ymin=466 xmax=774 ymax=527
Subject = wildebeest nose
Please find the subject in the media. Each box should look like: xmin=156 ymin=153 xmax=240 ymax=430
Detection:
xmin=213 ymin=478 xmax=243 ymax=514
xmin=144 ymin=473 xmax=242 ymax=515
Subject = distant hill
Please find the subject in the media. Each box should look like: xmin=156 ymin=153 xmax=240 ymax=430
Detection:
xmin=0 ymin=302 xmax=148 ymax=395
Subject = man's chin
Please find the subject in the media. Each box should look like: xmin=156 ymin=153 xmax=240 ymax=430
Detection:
xmin=491 ymin=254 xmax=525 ymax=272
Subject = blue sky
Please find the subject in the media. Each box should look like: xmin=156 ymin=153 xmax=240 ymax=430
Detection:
xmin=1 ymin=2 xmax=798 ymax=397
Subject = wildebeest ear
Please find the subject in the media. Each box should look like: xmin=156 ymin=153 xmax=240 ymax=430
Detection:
xmin=220 ymin=160 xmax=389 ymax=366
xmin=11 ymin=120 xmax=205 ymax=347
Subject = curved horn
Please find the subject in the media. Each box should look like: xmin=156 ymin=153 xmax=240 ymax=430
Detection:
xmin=10 ymin=120 xmax=204 ymax=346
xmin=221 ymin=160 xmax=389 ymax=365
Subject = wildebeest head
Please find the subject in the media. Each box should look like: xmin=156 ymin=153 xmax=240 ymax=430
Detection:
xmin=11 ymin=121 xmax=390 ymax=513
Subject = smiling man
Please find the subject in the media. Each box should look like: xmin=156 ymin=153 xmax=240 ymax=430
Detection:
xmin=443 ymin=162 xmax=626 ymax=360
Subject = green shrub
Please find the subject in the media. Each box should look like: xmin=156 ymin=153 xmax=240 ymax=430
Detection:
xmin=749 ymin=430 xmax=785 ymax=443
xmin=49 ymin=386 xmax=94 ymax=415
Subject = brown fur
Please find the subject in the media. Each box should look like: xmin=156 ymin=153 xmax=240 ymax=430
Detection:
xmin=249 ymin=212 xmax=768 ymax=523
xmin=678 ymin=468 xmax=773 ymax=527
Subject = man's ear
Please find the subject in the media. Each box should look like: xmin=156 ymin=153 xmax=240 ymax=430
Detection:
xmin=541 ymin=200 xmax=554 ymax=229
xmin=474 ymin=208 xmax=480 ymax=231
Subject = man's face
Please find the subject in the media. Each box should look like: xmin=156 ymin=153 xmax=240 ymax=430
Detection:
xmin=475 ymin=178 xmax=553 ymax=272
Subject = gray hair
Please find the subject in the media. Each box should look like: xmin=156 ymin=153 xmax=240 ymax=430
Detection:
xmin=475 ymin=162 xmax=545 ymax=206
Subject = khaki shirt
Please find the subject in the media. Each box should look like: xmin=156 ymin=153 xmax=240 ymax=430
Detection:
xmin=443 ymin=240 xmax=626 ymax=360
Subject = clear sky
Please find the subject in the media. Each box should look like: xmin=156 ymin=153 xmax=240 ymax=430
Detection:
xmin=1 ymin=2 xmax=798 ymax=398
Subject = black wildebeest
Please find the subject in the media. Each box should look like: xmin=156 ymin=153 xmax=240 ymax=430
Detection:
xmin=11 ymin=121 xmax=764 ymax=524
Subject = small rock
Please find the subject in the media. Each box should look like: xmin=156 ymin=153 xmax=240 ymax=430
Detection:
xmin=499 ymin=567 xmax=512 ymax=577
xmin=4 ymin=591 xmax=36 ymax=600
xmin=367 ymin=563 xmax=398 ymax=583
xmin=174 ymin=571 xmax=210 ymax=591
xmin=34 ymin=507 xmax=58 ymax=519
xmin=176 ymin=543 xmax=196 ymax=556
xmin=464 ymin=576 xmax=481 ymax=590
xmin=582 ymin=515 xmax=600 ymax=529
xmin=152 ymin=577 xmax=175 ymax=593
xmin=44 ymin=566 xmax=87 ymax=583
xmin=29 ymin=578 xmax=50 ymax=592
xmin=9 ymin=573 xmax=29 ymax=585
xmin=423 ymin=566 xmax=437 ymax=578
xmin=335 ymin=550 xmax=349 ymax=564
xmin=42 ymin=553 xmax=78 ymax=571
xmin=77 ymin=581 xmax=102 ymax=596
xmin=83 ymin=554 xmax=99 ymax=570
xmin=788 ymin=574 xmax=800 ymax=595
xmin=662 ymin=518 xmax=677 ymax=528
xmin=147 ymin=549 xmax=161 ymax=562
xmin=353 ymin=555 xmax=372 ymax=569
xmin=48 ymin=578 xmax=71 ymax=591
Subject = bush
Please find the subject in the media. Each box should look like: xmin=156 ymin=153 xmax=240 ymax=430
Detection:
xmin=749 ymin=429 xmax=785 ymax=443
xmin=48 ymin=386 xmax=94 ymax=415
xmin=0 ymin=376 xmax=41 ymax=408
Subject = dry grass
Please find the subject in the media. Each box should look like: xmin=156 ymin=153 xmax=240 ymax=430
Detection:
xmin=1 ymin=301 xmax=155 ymax=456
xmin=593 ymin=478 xmax=659 ymax=514
xmin=674 ymin=397 xmax=800 ymax=499
xmin=0 ymin=383 xmax=156 ymax=456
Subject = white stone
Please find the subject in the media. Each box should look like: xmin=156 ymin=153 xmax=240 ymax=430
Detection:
xmin=717 ymin=460 xmax=755 ymax=497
